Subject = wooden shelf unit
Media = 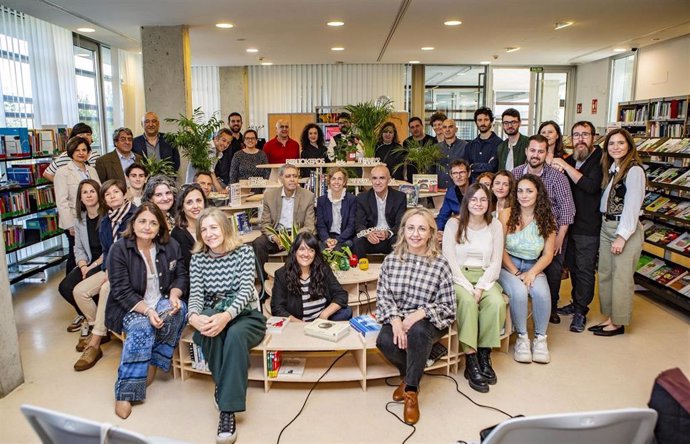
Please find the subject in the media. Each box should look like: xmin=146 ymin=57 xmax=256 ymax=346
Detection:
xmin=616 ymin=95 xmax=690 ymax=138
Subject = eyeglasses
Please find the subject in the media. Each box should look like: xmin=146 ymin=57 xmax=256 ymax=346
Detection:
xmin=405 ymin=225 xmax=429 ymax=234
xmin=502 ymin=120 xmax=520 ymax=127
xmin=572 ymin=132 xmax=592 ymax=139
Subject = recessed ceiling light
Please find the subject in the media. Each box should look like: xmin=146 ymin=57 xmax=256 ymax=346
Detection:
xmin=331 ymin=47 xmax=344 ymax=51
xmin=216 ymin=23 xmax=234 ymax=29
xmin=505 ymin=47 xmax=521 ymax=53
xmin=261 ymin=62 xmax=273 ymax=66
xmin=613 ymin=48 xmax=627 ymax=52
xmin=409 ymin=60 xmax=420 ymax=64
xmin=554 ymin=21 xmax=573 ymax=30
xmin=444 ymin=20 xmax=462 ymax=26
xmin=246 ymin=48 xmax=258 ymax=53
xmin=480 ymin=61 xmax=491 ymax=65
xmin=327 ymin=21 xmax=344 ymax=27
xmin=421 ymin=47 xmax=434 ymax=51
xmin=77 ymin=27 xmax=95 ymax=33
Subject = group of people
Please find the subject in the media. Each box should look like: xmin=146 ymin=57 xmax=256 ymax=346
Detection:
xmin=49 ymin=106 xmax=645 ymax=442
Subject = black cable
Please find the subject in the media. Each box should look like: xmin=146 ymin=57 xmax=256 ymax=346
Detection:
xmin=276 ymin=351 xmax=349 ymax=444
xmin=385 ymin=401 xmax=416 ymax=444
xmin=424 ymin=372 xmax=514 ymax=418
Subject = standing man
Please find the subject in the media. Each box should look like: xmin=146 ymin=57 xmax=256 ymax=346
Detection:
xmin=402 ymin=117 xmax=436 ymax=180
xmin=95 ymin=128 xmax=142 ymax=183
xmin=430 ymin=112 xmax=448 ymax=144
xmin=352 ymin=165 xmax=407 ymax=258
xmin=497 ymin=108 xmax=529 ymax=171
xmin=132 ymin=112 xmax=181 ymax=171
xmin=464 ymin=107 xmax=502 ymax=182
xmin=551 ymin=122 xmax=603 ymax=332
xmin=513 ymin=135 xmax=576 ymax=324
xmin=263 ymin=119 xmax=300 ymax=164
xmin=327 ymin=112 xmax=355 ymax=160
xmin=226 ymin=112 xmax=245 ymax=157
xmin=212 ymin=128 xmax=234 ymax=187
xmin=437 ymin=118 xmax=468 ymax=190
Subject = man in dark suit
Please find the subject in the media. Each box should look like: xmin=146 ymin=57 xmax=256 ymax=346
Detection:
xmin=132 ymin=112 xmax=181 ymax=171
xmin=95 ymin=128 xmax=142 ymax=183
xmin=353 ymin=165 xmax=407 ymax=258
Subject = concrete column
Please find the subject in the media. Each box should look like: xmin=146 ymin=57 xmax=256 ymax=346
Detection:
xmin=410 ymin=64 xmax=426 ymax=122
xmin=219 ymin=67 xmax=249 ymax=126
xmin=0 ymin=234 xmax=24 ymax=398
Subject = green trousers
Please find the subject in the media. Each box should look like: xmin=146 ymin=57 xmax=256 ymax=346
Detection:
xmin=454 ymin=267 xmax=506 ymax=353
xmin=194 ymin=308 xmax=266 ymax=413
xmin=598 ymin=219 xmax=643 ymax=326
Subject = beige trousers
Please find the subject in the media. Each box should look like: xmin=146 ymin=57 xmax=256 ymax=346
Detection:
xmin=74 ymin=272 xmax=109 ymax=336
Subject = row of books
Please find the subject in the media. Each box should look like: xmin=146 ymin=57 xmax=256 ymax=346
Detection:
xmin=265 ymin=352 xmax=308 ymax=378
xmin=638 ymin=138 xmax=690 ymax=154
xmin=644 ymin=193 xmax=690 ymax=221
xmin=0 ymin=188 xmax=56 ymax=219
xmin=650 ymin=99 xmax=687 ymax=120
xmin=637 ymin=254 xmax=690 ymax=297
xmin=642 ymin=220 xmax=690 ymax=254
xmin=0 ymin=126 xmax=68 ymax=158
xmin=25 ymin=214 xmax=60 ymax=236
xmin=3 ymin=224 xmax=25 ymax=250
xmin=303 ymin=169 xmax=329 ymax=199
xmin=650 ymin=122 xmax=686 ymax=138
xmin=619 ymin=105 xmax=648 ymax=123
xmin=188 ymin=342 xmax=209 ymax=372
xmin=5 ymin=163 xmax=51 ymax=186
xmin=647 ymin=165 xmax=689 ymax=185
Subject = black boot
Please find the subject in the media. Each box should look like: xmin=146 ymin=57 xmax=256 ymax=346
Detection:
xmin=477 ymin=348 xmax=497 ymax=385
xmin=464 ymin=353 xmax=489 ymax=393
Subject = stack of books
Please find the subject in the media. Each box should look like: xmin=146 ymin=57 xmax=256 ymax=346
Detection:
xmin=303 ymin=319 xmax=350 ymax=342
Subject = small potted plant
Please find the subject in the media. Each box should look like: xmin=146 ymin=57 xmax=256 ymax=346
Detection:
xmin=391 ymin=138 xmax=443 ymax=179
xmin=344 ymin=98 xmax=394 ymax=158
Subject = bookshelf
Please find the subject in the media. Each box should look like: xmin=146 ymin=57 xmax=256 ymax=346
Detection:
xmin=617 ymin=95 xmax=690 ymax=138
xmin=0 ymin=127 xmax=68 ymax=284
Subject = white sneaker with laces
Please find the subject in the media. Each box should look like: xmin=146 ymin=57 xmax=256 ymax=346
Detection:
xmin=532 ymin=334 xmax=551 ymax=364
xmin=514 ymin=334 xmax=532 ymax=363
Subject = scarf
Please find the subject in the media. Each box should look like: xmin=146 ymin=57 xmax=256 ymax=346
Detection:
xmin=108 ymin=199 xmax=132 ymax=240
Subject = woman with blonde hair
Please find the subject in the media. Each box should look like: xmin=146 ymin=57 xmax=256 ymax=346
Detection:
xmin=187 ymin=208 xmax=266 ymax=444
xmin=376 ymin=208 xmax=456 ymax=425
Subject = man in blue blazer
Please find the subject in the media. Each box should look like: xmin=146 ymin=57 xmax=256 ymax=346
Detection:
xmin=132 ymin=112 xmax=181 ymax=172
xmin=352 ymin=165 xmax=407 ymax=258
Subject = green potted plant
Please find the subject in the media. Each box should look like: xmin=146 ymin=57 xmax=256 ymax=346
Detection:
xmin=165 ymin=107 xmax=224 ymax=182
xmin=344 ymin=98 xmax=393 ymax=158
xmin=140 ymin=155 xmax=177 ymax=178
xmin=391 ymin=138 xmax=443 ymax=179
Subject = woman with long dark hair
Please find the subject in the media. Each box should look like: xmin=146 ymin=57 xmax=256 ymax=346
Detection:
xmin=271 ymin=232 xmax=352 ymax=321
xmin=442 ymin=183 xmax=505 ymax=393
xmin=299 ymin=123 xmax=329 ymax=177
xmin=538 ymin=120 xmax=566 ymax=164
xmin=171 ymin=183 xmax=208 ymax=273
xmin=375 ymin=122 xmax=405 ymax=181
xmin=593 ymin=128 xmax=645 ymax=337
xmin=498 ymin=174 xmax=556 ymax=364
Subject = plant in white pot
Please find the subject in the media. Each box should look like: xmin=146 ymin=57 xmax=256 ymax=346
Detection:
xmin=165 ymin=108 xmax=224 ymax=182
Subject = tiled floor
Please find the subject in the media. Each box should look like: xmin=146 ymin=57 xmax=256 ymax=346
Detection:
xmin=1 ymin=267 xmax=689 ymax=443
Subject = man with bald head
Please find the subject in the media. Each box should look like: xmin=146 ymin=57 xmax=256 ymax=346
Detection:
xmin=263 ymin=119 xmax=300 ymax=164
xmin=352 ymin=165 xmax=407 ymax=258
xmin=437 ymin=118 xmax=468 ymax=189
xmin=132 ymin=111 xmax=181 ymax=171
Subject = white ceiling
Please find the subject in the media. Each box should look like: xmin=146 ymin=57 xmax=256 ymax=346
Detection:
xmin=5 ymin=0 xmax=690 ymax=66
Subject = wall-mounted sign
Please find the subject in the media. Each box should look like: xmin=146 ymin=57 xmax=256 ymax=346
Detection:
xmin=577 ymin=103 xmax=582 ymax=114
xmin=591 ymin=99 xmax=598 ymax=114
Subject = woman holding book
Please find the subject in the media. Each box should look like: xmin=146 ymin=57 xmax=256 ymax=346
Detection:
xmin=106 ymin=202 xmax=187 ymax=419
xmin=442 ymin=183 xmax=505 ymax=393
xmin=593 ymin=128 xmax=645 ymax=337
xmin=316 ymin=167 xmax=357 ymax=251
xmin=376 ymin=207 xmax=456 ymax=425
xmin=498 ymin=174 xmax=556 ymax=364
xmin=187 ymin=208 xmax=266 ymax=444
xmin=271 ymin=232 xmax=352 ymax=322
xmin=491 ymin=170 xmax=514 ymax=216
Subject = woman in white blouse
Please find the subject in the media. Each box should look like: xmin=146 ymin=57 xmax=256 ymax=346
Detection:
xmin=442 ymin=183 xmax=505 ymax=394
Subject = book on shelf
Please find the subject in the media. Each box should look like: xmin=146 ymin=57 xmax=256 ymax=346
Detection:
xmin=266 ymin=316 xmax=290 ymax=334
xmin=646 ymin=226 xmax=681 ymax=245
xmin=667 ymin=232 xmax=690 ymax=254
xmin=665 ymin=201 xmax=690 ymax=218
xmin=349 ymin=314 xmax=382 ymax=338
xmin=412 ymin=174 xmax=438 ymax=193
xmin=666 ymin=273 xmax=690 ymax=291
xmin=656 ymin=200 xmax=679 ymax=215
xmin=637 ymin=138 xmax=665 ymax=152
xmin=637 ymin=256 xmax=666 ymax=277
xmin=670 ymin=170 xmax=690 ymax=187
xmin=649 ymin=264 xmax=687 ymax=286
xmin=0 ymin=127 xmax=31 ymax=158
xmin=277 ymin=357 xmax=306 ymax=377
xmin=643 ymin=192 xmax=661 ymax=208
xmin=398 ymin=184 xmax=419 ymax=207
xmin=646 ymin=166 xmax=668 ymax=182
xmin=303 ymin=319 xmax=351 ymax=342
xmin=655 ymin=167 xmax=686 ymax=184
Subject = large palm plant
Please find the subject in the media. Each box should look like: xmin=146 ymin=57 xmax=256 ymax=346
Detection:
xmin=165 ymin=108 xmax=224 ymax=172
xmin=344 ymin=98 xmax=393 ymax=158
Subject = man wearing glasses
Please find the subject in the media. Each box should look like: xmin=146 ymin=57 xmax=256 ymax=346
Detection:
xmin=95 ymin=128 xmax=142 ymax=183
xmin=551 ymin=121 xmax=603 ymax=333
xmin=497 ymin=108 xmax=529 ymax=171
xmin=263 ymin=119 xmax=300 ymax=164
xmin=132 ymin=112 xmax=181 ymax=171
xmin=436 ymin=159 xmax=471 ymax=239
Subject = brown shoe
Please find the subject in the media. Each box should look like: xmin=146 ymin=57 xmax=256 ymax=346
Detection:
xmin=76 ymin=333 xmax=91 ymax=352
xmin=403 ymin=391 xmax=420 ymax=425
xmin=392 ymin=381 xmax=405 ymax=402
xmin=74 ymin=346 xmax=103 ymax=371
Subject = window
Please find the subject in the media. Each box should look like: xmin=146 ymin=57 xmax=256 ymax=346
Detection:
xmin=608 ymin=54 xmax=636 ymax=123
xmin=74 ymin=39 xmax=103 ymax=150
xmin=0 ymin=33 xmax=33 ymax=128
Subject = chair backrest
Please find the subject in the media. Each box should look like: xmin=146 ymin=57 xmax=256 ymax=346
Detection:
xmin=21 ymin=404 xmax=148 ymax=444
xmin=482 ymin=408 xmax=657 ymax=444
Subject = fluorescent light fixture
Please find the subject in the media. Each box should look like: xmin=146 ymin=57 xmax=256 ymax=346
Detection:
xmin=409 ymin=60 xmax=420 ymax=64
xmin=421 ymin=46 xmax=434 ymax=51
xmin=480 ymin=61 xmax=491 ymax=65
xmin=261 ymin=62 xmax=273 ymax=66
xmin=444 ymin=20 xmax=462 ymax=26
xmin=77 ymin=27 xmax=95 ymax=33
xmin=331 ymin=47 xmax=345 ymax=51
xmin=505 ymin=47 xmax=521 ymax=53
xmin=554 ymin=21 xmax=573 ymax=30
xmin=216 ymin=23 xmax=234 ymax=29
xmin=327 ymin=21 xmax=344 ymax=27
xmin=246 ymin=48 xmax=259 ymax=53
xmin=613 ymin=48 xmax=627 ymax=52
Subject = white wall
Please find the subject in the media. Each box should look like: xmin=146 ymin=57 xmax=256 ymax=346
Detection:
xmin=636 ymin=34 xmax=690 ymax=99
xmin=574 ymin=58 xmax=610 ymax=133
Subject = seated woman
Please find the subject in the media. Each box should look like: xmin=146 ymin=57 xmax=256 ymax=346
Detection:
xmin=498 ymin=174 xmax=556 ymax=364
xmin=142 ymin=175 xmax=178 ymax=230
xmin=106 ymin=202 xmax=187 ymax=419
xmin=442 ymin=183 xmax=505 ymax=393
xmin=299 ymin=123 xmax=328 ymax=178
xmin=491 ymin=170 xmax=514 ymax=216
xmin=315 ymin=167 xmax=356 ymax=251
xmin=171 ymin=183 xmax=208 ymax=276
xmin=476 ymin=172 xmax=494 ymax=189
xmin=187 ymin=208 xmax=266 ymax=444
xmin=229 ymin=129 xmax=269 ymax=184
xmin=376 ymin=208 xmax=455 ymax=425
xmin=271 ymin=232 xmax=352 ymax=322
xmin=73 ymin=179 xmax=137 ymax=371
xmin=58 ymin=179 xmax=104 ymax=334
xmin=375 ymin=122 xmax=405 ymax=181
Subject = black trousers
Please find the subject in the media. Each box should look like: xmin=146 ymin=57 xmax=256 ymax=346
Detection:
xmin=64 ymin=231 xmax=77 ymax=276
xmin=564 ymin=234 xmax=600 ymax=315
xmin=58 ymin=265 xmax=100 ymax=317
xmin=252 ymin=234 xmax=282 ymax=275
xmin=352 ymin=236 xmax=394 ymax=258
xmin=544 ymin=236 xmax=567 ymax=310
xmin=376 ymin=319 xmax=444 ymax=388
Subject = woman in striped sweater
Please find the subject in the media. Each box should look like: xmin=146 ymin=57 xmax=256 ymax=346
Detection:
xmin=187 ymin=208 xmax=266 ymax=444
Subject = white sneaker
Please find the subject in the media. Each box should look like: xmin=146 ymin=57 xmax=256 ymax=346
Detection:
xmin=532 ymin=335 xmax=551 ymax=364
xmin=513 ymin=334 xmax=532 ymax=363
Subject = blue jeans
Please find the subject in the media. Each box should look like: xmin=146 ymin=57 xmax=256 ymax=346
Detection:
xmin=498 ymin=255 xmax=551 ymax=336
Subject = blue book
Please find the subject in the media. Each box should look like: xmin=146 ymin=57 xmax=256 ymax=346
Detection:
xmin=349 ymin=314 xmax=381 ymax=338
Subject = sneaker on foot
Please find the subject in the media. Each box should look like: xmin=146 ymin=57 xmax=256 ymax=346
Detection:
xmin=570 ymin=313 xmax=586 ymax=333
xmin=217 ymin=411 xmax=237 ymax=444
xmin=556 ymin=303 xmax=576 ymax=316
xmin=513 ymin=334 xmax=532 ymax=363
xmin=67 ymin=315 xmax=85 ymax=332
xmin=532 ymin=335 xmax=551 ymax=364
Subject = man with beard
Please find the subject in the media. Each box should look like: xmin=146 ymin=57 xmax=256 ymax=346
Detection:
xmin=513 ymin=135 xmax=575 ymax=325
xmin=551 ymin=122 xmax=603 ymax=332
xmin=497 ymin=108 xmax=529 ymax=171
xmin=226 ymin=112 xmax=245 ymax=159
xmin=132 ymin=112 xmax=181 ymax=171
xmin=464 ymin=107 xmax=502 ymax=182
